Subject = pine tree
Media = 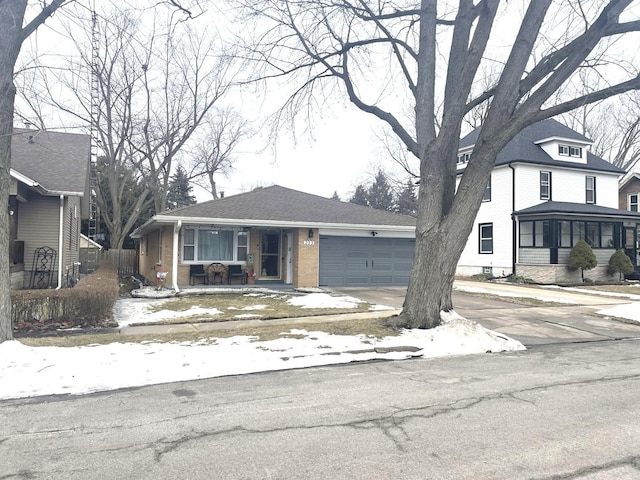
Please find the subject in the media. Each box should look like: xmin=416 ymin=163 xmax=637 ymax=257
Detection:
xmin=368 ymin=170 xmax=395 ymax=211
xmin=396 ymin=180 xmax=418 ymax=216
xmin=350 ymin=184 xmax=369 ymax=207
xmin=166 ymin=165 xmax=196 ymax=210
xmin=608 ymin=249 xmax=634 ymax=281
xmin=568 ymin=240 xmax=597 ymax=281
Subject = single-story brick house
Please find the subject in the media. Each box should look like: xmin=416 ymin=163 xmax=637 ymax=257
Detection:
xmin=130 ymin=185 xmax=416 ymax=290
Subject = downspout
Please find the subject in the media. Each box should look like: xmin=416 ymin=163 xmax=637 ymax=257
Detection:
xmin=56 ymin=195 xmax=64 ymax=289
xmin=172 ymin=220 xmax=181 ymax=292
xmin=509 ymin=164 xmax=517 ymax=276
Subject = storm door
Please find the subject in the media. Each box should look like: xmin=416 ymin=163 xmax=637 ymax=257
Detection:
xmin=260 ymin=231 xmax=281 ymax=278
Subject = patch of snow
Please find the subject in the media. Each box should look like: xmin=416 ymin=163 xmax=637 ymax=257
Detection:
xmin=556 ymin=287 xmax=640 ymax=301
xmin=114 ymin=298 xmax=222 ymax=327
xmin=287 ymin=293 xmax=361 ymax=309
xmin=597 ymin=302 xmax=640 ymax=323
xmin=0 ymin=314 xmax=525 ymax=400
xmin=234 ymin=314 xmax=263 ymax=319
xmin=242 ymin=304 xmax=267 ymax=311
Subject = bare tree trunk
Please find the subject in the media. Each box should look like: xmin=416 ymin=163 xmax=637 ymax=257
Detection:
xmin=0 ymin=0 xmax=66 ymax=342
xmin=0 ymin=1 xmax=28 ymax=342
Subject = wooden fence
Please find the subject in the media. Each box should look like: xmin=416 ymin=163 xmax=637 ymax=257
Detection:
xmin=99 ymin=249 xmax=138 ymax=277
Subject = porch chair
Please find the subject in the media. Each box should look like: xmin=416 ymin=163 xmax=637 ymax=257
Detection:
xmin=227 ymin=264 xmax=247 ymax=285
xmin=189 ymin=264 xmax=209 ymax=286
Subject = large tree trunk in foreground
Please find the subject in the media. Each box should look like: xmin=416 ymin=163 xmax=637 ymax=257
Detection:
xmin=0 ymin=1 xmax=28 ymax=342
xmin=0 ymin=0 xmax=67 ymax=343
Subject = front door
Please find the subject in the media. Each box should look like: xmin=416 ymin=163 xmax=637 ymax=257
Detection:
xmin=260 ymin=231 xmax=281 ymax=278
xmin=623 ymin=226 xmax=638 ymax=267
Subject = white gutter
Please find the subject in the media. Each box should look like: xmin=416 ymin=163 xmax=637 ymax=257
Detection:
xmin=144 ymin=216 xmax=416 ymax=233
xmin=56 ymin=195 xmax=64 ymax=290
xmin=172 ymin=220 xmax=181 ymax=292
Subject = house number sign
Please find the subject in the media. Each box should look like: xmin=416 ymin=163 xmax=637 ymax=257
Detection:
xmin=303 ymin=240 xmax=315 ymax=246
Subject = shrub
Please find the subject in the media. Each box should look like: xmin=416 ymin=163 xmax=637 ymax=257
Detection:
xmin=568 ymin=240 xmax=597 ymax=282
xmin=608 ymin=249 xmax=634 ymax=281
xmin=11 ymin=261 xmax=120 ymax=333
xmin=471 ymin=272 xmax=494 ymax=281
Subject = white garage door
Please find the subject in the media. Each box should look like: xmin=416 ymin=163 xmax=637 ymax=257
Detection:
xmin=319 ymin=236 xmax=415 ymax=286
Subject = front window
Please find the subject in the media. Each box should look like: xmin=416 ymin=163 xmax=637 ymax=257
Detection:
xmin=630 ymin=194 xmax=638 ymax=212
xmin=182 ymin=227 xmax=249 ymax=263
xmin=519 ymin=220 xmax=549 ymax=247
xmin=540 ymin=171 xmax=551 ymax=200
xmin=479 ymin=223 xmax=493 ymax=254
xmin=586 ymin=176 xmax=596 ymax=204
xmin=585 ymin=222 xmax=600 ymax=248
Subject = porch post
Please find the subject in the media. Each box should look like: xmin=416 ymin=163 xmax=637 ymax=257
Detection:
xmin=172 ymin=220 xmax=181 ymax=292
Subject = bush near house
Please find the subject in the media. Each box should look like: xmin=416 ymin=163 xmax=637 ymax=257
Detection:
xmin=568 ymin=240 xmax=597 ymax=282
xmin=11 ymin=261 xmax=120 ymax=333
xmin=608 ymin=250 xmax=635 ymax=281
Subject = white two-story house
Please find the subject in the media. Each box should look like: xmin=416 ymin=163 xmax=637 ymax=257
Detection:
xmin=456 ymin=118 xmax=640 ymax=283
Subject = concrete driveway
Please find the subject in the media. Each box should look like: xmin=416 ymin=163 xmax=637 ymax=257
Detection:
xmin=333 ymin=282 xmax=640 ymax=346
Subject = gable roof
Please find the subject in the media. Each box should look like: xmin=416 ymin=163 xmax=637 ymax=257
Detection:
xmin=514 ymin=201 xmax=640 ymax=219
xmin=459 ymin=118 xmax=624 ymax=175
xmin=619 ymin=172 xmax=640 ymax=190
xmin=11 ymin=128 xmax=91 ymax=195
xmin=133 ymin=185 xmax=416 ymax=236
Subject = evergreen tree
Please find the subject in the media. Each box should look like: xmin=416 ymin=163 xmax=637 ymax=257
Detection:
xmin=331 ymin=191 xmax=340 ymax=201
xmin=350 ymin=184 xmax=369 ymax=207
xmin=166 ymin=165 xmax=196 ymax=210
xmin=568 ymin=240 xmax=597 ymax=281
xmin=608 ymin=249 xmax=634 ymax=281
xmin=396 ymin=180 xmax=418 ymax=216
xmin=368 ymin=170 xmax=395 ymax=211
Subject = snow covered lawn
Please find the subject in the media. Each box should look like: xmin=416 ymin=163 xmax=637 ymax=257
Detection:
xmin=0 ymin=295 xmax=525 ymax=400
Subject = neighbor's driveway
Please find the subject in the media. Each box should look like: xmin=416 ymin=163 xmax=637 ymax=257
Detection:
xmin=333 ymin=281 xmax=640 ymax=346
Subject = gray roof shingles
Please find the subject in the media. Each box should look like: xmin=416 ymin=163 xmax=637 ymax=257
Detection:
xmin=459 ymin=118 xmax=625 ymax=174
xmin=158 ymin=185 xmax=416 ymax=227
xmin=515 ymin=201 xmax=640 ymax=218
xmin=11 ymin=128 xmax=91 ymax=195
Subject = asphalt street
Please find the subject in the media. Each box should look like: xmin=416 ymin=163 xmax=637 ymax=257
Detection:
xmin=2 ymin=339 xmax=640 ymax=479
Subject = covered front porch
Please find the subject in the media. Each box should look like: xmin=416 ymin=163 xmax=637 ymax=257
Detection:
xmin=135 ymin=222 xmax=320 ymax=291
xmin=513 ymin=202 xmax=640 ymax=283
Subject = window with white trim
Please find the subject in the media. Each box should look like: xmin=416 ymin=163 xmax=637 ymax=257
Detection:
xmin=482 ymin=176 xmax=491 ymax=202
xmin=558 ymin=145 xmax=582 ymax=157
xmin=630 ymin=194 xmax=638 ymax=212
xmin=540 ymin=171 xmax=551 ymax=200
xmin=479 ymin=223 xmax=493 ymax=254
xmin=585 ymin=176 xmax=596 ymax=204
xmin=182 ymin=227 xmax=249 ymax=263
xmin=457 ymin=152 xmax=471 ymax=165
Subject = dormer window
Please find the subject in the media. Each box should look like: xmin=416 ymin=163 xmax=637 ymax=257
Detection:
xmin=457 ymin=152 xmax=471 ymax=165
xmin=558 ymin=145 xmax=582 ymax=157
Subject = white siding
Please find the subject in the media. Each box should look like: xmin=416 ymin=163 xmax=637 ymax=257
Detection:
xmin=514 ymin=164 xmax=620 ymax=209
xmin=457 ymin=166 xmax=514 ymax=276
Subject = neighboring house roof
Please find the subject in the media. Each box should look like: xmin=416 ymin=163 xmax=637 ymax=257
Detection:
xmin=619 ymin=172 xmax=640 ymax=190
xmin=80 ymin=234 xmax=103 ymax=250
xmin=514 ymin=201 xmax=640 ymax=219
xmin=11 ymin=128 xmax=91 ymax=195
xmin=133 ymin=185 xmax=416 ymax=237
xmin=459 ymin=118 xmax=625 ymax=175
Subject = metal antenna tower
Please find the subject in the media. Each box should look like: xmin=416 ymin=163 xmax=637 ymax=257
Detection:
xmin=87 ymin=6 xmax=101 ymax=272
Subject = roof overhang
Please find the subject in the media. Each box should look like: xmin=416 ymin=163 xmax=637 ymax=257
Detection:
xmin=533 ymin=135 xmax=592 ymax=146
xmin=10 ymin=168 xmax=84 ymax=197
xmin=131 ymin=215 xmax=415 ymax=238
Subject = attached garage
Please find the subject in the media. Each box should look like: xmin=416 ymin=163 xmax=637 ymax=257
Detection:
xmin=319 ymin=236 xmax=415 ymax=286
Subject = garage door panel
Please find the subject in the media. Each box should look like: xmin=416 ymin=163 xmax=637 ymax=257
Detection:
xmin=319 ymin=236 xmax=414 ymax=286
